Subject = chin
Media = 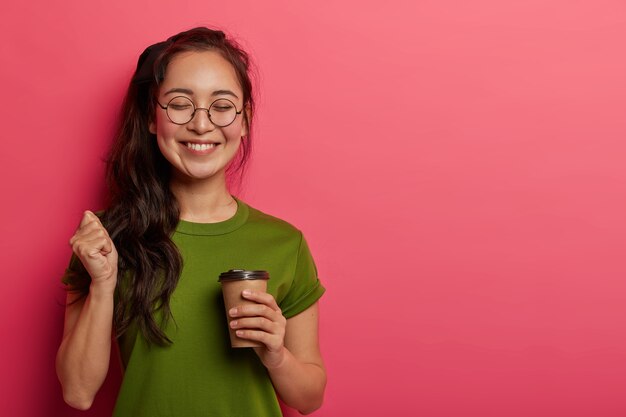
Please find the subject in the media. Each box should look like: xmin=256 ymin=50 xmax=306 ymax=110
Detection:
xmin=182 ymin=167 xmax=226 ymax=181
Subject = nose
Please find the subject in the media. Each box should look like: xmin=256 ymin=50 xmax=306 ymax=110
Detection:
xmin=187 ymin=108 xmax=215 ymax=133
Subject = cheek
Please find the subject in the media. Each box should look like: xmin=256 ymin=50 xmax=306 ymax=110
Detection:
xmin=155 ymin=125 xmax=184 ymax=158
xmin=155 ymin=136 xmax=175 ymax=166
xmin=150 ymin=110 xmax=164 ymax=135
xmin=224 ymin=136 xmax=242 ymax=154
xmin=155 ymin=115 xmax=177 ymax=137
xmin=221 ymin=119 xmax=246 ymax=141
xmin=155 ymin=120 xmax=182 ymax=160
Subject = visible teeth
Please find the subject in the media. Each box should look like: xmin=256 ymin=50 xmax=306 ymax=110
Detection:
xmin=187 ymin=142 xmax=217 ymax=151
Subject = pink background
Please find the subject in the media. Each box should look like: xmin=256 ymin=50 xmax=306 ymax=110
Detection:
xmin=1 ymin=1 xmax=625 ymax=416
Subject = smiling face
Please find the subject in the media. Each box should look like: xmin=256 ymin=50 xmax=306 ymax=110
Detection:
xmin=150 ymin=50 xmax=249 ymax=183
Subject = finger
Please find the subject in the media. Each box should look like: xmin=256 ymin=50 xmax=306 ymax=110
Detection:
xmin=73 ymin=235 xmax=113 ymax=259
xmin=234 ymin=329 xmax=280 ymax=350
xmin=229 ymin=303 xmax=280 ymax=319
xmin=86 ymin=212 xmax=111 ymax=240
xmin=75 ymin=213 xmax=101 ymax=238
xmin=71 ymin=225 xmax=109 ymax=247
xmin=230 ymin=317 xmax=278 ymax=333
xmin=82 ymin=210 xmax=107 ymax=229
xmin=71 ymin=214 xmax=94 ymax=244
xmin=78 ymin=210 xmax=96 ymax=228
xmin=241 ymin=290 xmax=280 ymax=311
xmin=74 ymin=220 xmax=102 ymax=238
xmin=83 ymin=236 xmax=113 ymax=256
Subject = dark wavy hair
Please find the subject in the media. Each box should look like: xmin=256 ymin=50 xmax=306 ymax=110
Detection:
xmin=69 ymin=27 xmax=255 ymax=346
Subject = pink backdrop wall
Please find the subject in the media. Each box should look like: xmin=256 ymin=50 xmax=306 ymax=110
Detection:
xmin=1 ymin=1 xmax=625 ymax=416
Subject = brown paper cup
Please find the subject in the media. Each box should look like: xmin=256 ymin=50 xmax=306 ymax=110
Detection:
xmin=218 ymin=270 xmax=270 ymax=348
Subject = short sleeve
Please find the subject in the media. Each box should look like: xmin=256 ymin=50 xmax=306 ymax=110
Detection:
xmin=279 ymin=233 xmax=326 ymax=318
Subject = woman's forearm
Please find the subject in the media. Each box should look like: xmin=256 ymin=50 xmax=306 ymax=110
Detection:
xmin=266 ymin=346 xmax=327 ymax=414
xmin=55 ymin=284 xmax=114 ymax=410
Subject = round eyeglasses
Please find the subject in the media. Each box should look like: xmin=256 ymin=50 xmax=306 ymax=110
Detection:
xmin=156 ymin=96 xmax=243 ymax=127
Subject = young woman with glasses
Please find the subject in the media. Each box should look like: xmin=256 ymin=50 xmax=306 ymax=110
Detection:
xmin=56 ymin=27 xmax=326 ymax=416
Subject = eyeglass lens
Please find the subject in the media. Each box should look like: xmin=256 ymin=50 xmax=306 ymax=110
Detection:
xmin=166 ymin=96 xmax=238 ymax=127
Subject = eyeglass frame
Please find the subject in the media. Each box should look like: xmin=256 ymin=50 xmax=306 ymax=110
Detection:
xmin=155 ymin=96 xmax=243 ymax=127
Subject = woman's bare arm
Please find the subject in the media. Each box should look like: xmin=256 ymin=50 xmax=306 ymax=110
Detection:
xmin=230 ymin=294 xmax=326 ymax=414
xmin=265 ymin=303 xmax=326 ymax=414
xmin=56 ymin=211 xmax=118 ymax=410
xmin=56 ymin=286 xmax=115 ymax=410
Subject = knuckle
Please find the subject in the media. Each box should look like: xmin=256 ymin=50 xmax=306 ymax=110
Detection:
xmin=268 ymin=322 xmax=278 ymax=333
xmin=77 ymin=247 xmax=89 ymax=259
xmin=275 ymin=321 xmax=285 ymax=333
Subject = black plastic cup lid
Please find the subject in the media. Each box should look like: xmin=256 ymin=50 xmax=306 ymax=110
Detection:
xmin=218 ymin=269 xmax=270 ymax=282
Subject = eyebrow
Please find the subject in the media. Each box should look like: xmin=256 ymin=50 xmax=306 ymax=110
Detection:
xmin=164 ymin=88 xmax=239 ymax=99
xmin=212 ymin=89 xmax=239 ymax=99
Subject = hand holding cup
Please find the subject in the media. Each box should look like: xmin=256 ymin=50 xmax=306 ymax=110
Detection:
xmin=230 ymin=289 xmax=288 ymax=369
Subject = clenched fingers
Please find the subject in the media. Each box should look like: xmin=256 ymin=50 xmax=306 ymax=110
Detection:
xmin=68 ymin=210 xmax=118 ymax=284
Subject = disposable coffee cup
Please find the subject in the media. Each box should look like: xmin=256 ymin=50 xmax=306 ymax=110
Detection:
xmin=218 ymin=269 xmax=270 ymax=348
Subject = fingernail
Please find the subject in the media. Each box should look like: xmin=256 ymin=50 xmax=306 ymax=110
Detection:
xmin=230 ymin=320 xmax=238 ymax=328
xmin=242 ymin=289 xmax=252 ymax=296
xmin=236 ymin=330 xmax=244 ymax=336
xmin=229 ymin=308 xmax=237 ymax=316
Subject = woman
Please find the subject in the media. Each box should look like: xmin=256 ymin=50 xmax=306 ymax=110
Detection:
xmin=56 ymin=27 xmax=326 ymax=416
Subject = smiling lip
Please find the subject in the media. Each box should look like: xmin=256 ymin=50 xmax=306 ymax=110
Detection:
xmin=182 ymin=141 xmax=221 ymax=154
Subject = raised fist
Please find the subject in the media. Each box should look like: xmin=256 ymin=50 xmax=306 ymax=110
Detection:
xmin=69 ymin=211 xmax=118 ymax=291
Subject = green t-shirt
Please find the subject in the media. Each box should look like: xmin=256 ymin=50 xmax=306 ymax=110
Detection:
xmin=63 ymin=199 xmax=325 ymax=416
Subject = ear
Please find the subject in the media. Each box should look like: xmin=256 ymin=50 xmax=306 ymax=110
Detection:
xmin=241 ymin=103 xmax=252 ymax=137
xmin=149 ymin=120 xmax=156 ymax=134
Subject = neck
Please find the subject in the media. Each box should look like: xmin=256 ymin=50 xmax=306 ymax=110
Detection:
xmin=170 ymin=171 xmax=237 ymax=223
